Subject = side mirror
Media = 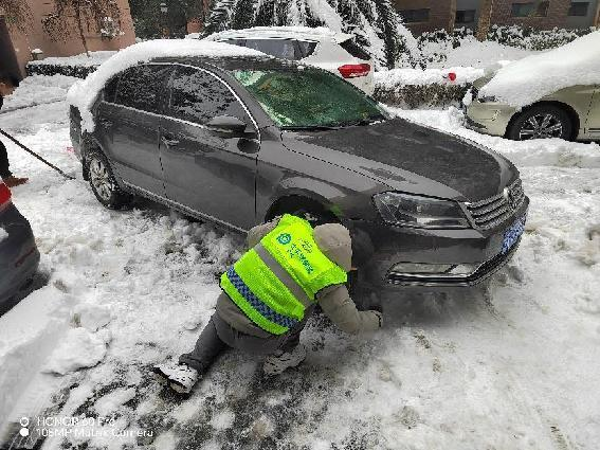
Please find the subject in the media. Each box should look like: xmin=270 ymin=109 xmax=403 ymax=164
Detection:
xmin=206 ymin=115 xmax=254 ymax=138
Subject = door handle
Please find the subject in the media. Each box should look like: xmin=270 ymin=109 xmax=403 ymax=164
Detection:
xmin=161 ymin=135 xmax=180 ymax=147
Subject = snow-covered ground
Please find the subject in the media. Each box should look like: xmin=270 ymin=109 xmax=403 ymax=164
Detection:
xmin=1 ymin=68 xmax=599 ymax=450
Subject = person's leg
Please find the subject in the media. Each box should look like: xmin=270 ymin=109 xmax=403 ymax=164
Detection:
xmin=153 ymin=314 xmax=228 ymax=394
xmin=0 ymin=140 xmax=12 ymax=180
xmin=263 ymin=305 xmax=316 ymax=375
xmin=179 ymin=315 xmax=228 ymax=373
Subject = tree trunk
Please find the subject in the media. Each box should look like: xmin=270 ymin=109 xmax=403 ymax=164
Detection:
xmin=74 ymin=3 xmax=90 ymax=57
xmin=476 ymin=0 xmax=493 ymax=41
xmin=448 ymin=0 xmax=457 ymax=33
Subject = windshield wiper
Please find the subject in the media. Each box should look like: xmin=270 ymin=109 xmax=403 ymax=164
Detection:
xmin=281 ymin=125 xmax=343 ymax=131
xmin=331 ymin=117 xmax=385 ymax=128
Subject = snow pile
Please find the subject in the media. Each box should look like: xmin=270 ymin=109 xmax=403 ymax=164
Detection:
xmin=1 ymin=75 xmax=78 ymax=112
xmin=28 ymin=51 xmax=116 ymax=68
xmin=42 ymin=327 xmax=110 ymax=375
xmin=420 ymin=33 xmax=536 ymax=69
xmin=67 ymin=39 xmax=267 ymax=132
xmin=479 ymin=31 xmax=600 ymax=107
xmin=375 ymin=67 xmax=484 ymax=88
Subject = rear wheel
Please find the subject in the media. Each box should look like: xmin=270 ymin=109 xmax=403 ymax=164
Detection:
xmin=85 ymin=150 xmax=131 ymax=209
xmin=507 ymin=104 xmax=573 ymax=141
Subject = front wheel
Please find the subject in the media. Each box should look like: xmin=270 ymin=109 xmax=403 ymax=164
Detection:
xmin=85 ymin=150 xmax=131 ymax=209
xmin=506 ymin=105 xmax=573 ymax=141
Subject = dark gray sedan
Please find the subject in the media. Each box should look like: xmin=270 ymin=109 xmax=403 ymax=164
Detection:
xmin=0 ymin=181 xmax=40 ymax=315
xmin=70 ymin=55 xmax=529 ymax=289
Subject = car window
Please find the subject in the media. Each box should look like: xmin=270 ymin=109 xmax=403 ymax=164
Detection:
xmin=114 ymin=65 xmax=172 ymax=114
xmin=166 ymin=67 xmax=249 ymax=125
xmin=339 ymin=39 xmax=371 ymax=61
xmin=103 ymin=76 xmax=119 ymax=103
xmin=223 ymin=38 xmax=315 ymax=60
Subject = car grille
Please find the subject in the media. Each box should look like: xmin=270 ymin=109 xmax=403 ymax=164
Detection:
xmin=471 ymin=87 xmax=479 ymax=101
xmin=466 ymin=179 xmax=526 ymax=230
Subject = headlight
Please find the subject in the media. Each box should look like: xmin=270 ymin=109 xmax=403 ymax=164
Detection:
xmin=478 ymin=95 xmax=497 ymax=103
xmin=373 ymin=192 xmax=470 ymax=229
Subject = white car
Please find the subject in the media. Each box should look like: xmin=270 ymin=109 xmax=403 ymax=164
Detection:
xmin=190 ymin=27 xmax=375 ymax=95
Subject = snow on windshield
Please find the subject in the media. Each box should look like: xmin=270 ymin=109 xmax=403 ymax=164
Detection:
xmin=0 ymin=227 xmax=7 ymax=243
xmin=478 ymin=31 xmax=600 ymax=107
xmin=67 ymin=39 xmax=267 ymax=132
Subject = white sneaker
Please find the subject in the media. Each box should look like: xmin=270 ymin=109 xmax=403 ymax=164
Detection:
xmin=153 ymin=362 xmax=199 ymax=394
xmin=263 ymin=344 xmax=307 ymax=376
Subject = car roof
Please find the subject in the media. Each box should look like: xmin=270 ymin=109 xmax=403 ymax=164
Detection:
xmin=203 ymin=26 xmax=353 ymax=43
xmin=148 ymin=54 xmax=300 ymax=72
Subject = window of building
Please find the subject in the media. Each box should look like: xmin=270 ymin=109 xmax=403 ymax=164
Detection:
xmin=399 ymin=9 xmax=430 ymax=23
xmin=455 ymin=9 xmax=477 ymax=23
xmin=511 ymin=1 xmax=549 ymax=17
xmin=568 ymin=1 xmax=590 ymax=16
xmin=166 ymin=67 xmax=248 ymax=125
xmin=114 ymin=65 xmax=172 ymax=114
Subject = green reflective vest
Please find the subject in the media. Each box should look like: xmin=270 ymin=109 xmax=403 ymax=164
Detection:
xmin=220 ymin=214 xmax=348 ymax=335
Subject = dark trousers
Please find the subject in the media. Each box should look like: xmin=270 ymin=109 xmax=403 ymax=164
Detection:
xmin=179 ymin=306 xmax=314 ymax=374
xmin=0 ymin=140 xmax=11 ymax=179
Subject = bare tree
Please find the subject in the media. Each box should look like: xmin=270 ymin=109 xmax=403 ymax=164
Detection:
xmin=42 ymin=0 xmax=122 ymax=57
xmin=0 ymin=0 xmax=33 ymax=32
xmin=476 ymin=0 xmax=494 ymax=41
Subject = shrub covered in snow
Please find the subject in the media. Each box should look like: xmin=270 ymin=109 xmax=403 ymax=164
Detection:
xmin=487 ymin=24 xmax=593 ymax=51
xmin=203 ymin=0 xmax=421 ymax=69
xmin=418 ymin=25 xmax=593 ymax=66
xmin=26 ymin=51 xmax=116 ymax=79
xmin=373 ymin=67 xmax=483 ymax=109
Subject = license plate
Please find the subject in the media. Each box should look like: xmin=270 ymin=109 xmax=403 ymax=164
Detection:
xmin=501 ymin=214 xmax=527 ymax=254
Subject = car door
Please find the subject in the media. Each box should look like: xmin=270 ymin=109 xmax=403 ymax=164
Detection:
xmin=160 ymin=65 xmax=259 ymax=231
xmin=95 ymin=64 xmax=172 ymax=196
xmin=585 ymin=86 xmax=600 ymax=139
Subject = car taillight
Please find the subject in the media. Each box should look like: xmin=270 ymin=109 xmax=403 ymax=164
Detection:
xmin=0 ymin=182 xmax=11 ymax=211
xmin=338 ymin=63 xmax=371 ymax=79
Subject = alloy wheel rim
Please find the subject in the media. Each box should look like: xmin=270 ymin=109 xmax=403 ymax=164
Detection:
xmin=89 ymin=159 xmax=113 ymax=201
xmin=519 ymin=113 xmax=563 ymax=140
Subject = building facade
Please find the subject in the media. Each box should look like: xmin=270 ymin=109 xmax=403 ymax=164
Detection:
xmin=0 ymin=0 xmax=136 ymax=80
xmin=393 ymin=0 xmax=600 ymax=34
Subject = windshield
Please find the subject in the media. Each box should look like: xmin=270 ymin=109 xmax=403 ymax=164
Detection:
xmin=232 ymin=68 xmax=386 ymax=129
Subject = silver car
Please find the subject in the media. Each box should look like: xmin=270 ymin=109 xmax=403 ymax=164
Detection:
xmin=467 ymin=75 xmax=600 ymax=141
xmin=0 ymin=181 xmax=40 ymax=315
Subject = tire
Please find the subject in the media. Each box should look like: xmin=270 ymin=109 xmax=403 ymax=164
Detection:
xmin=85 ymin=149 xmax=131 ymax=209
xmin=506 ymin=104 xmax=573 ymax=141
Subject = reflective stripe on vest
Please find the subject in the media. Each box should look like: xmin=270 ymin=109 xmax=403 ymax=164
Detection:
xmin=220 ymin=214 xmax=348 ymax=335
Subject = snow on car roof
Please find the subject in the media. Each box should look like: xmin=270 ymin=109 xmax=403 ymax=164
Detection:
xmin=67 ymin=39 xmax=267 ymax=133
xmin=478 ymin=31 xmax=600 ymax=108
xmin=203 ymin=26 xmax=353 ymax=43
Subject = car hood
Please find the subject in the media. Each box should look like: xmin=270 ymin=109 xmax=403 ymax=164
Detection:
xmin=280 ymin=118 xmax=518 ymax=201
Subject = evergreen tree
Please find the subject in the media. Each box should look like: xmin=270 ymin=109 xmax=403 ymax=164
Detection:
xmin=203 ymin=0 xmax=420 ymax=68
xmin=204 ymin=0 xmax=236 ymax=35
xmin=231 ymin=0 xmax=256 ymax=29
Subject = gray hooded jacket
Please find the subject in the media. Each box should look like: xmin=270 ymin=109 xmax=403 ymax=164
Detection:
xmin=216 ymin=218 xmax=382 ymax=338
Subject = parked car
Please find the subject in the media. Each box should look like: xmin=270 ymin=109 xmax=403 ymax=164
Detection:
xmin=193 ymin=27 xmax=375 ymax=95
xmin=0 ymin=181 xmax=40 ymax=315
xmin=467 ymin=77 xmax=600 ymax=141
xmin=466 ymin=32 xmax=600 ymax=142
xmin=70 ymin=53 xmax=529 ymax=290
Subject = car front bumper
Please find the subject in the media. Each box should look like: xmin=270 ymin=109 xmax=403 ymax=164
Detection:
xmin=465 ymin=101 xmax=517 ymax=137
xmin=347 ymin=197 xmax=529 ymax=289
